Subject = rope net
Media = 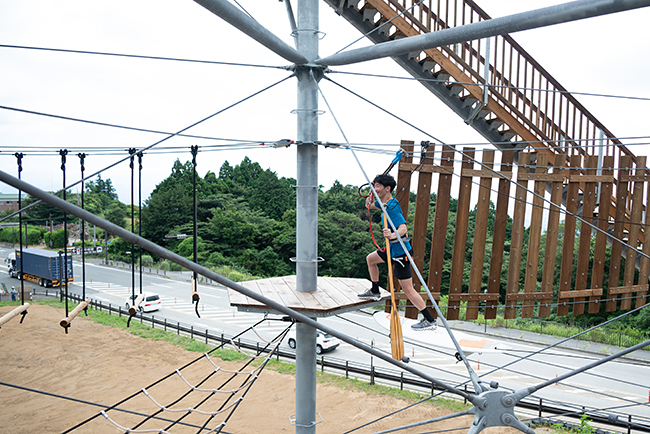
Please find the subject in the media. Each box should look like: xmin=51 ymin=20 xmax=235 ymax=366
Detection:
xmin=66 ymin=323 xmax=291 ymax=433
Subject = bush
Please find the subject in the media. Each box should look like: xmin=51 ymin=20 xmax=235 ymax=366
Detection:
xmin=0 ymin=225 xmax=45 ymax=245
xmin=159 ymin=260 xmax=183 ymax=272
xmin=141 ymin=255 xmax=154 ymax=267
xmin=50 ymin=228 xmax=69 ymax=249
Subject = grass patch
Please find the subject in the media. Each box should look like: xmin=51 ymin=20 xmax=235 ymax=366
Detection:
xmin=13 ymin=298 xmax=471 ymax=414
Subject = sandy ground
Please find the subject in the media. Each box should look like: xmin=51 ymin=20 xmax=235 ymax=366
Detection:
xmin=0 ymin=304 xmax=533 ymax=434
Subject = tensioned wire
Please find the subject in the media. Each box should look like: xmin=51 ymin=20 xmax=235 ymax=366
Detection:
xmin=0 ymin=44 xmax=288 ymax=71
xmin=317 ymin=78 xmax=486 ymax=396
xmin=3 ymin=44 xmax=648 ymax=103
xmin=318 ymin=79 xmax=650 ymax=418
xmin=4 ymin=103 xmax=650 ymax=154
xmin=323 ymin=76 xmax=650 ymax=263
xmin=0 ymin=381 xmax=220 ymax=432
xmin=0 ymin=73 xmax=295 ymax=225
xmin=330 ymin=69 xmax=650 ymax=102
xmin=335 ymin=309 xmax=650 ymax=412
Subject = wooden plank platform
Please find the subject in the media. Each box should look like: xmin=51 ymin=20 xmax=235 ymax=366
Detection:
xmin=229 ymin=276 xmax=390 ymax=317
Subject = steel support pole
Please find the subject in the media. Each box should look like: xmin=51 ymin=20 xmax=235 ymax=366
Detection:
xmin=295 ymin=0 xmax=319 ymax=433
xmin=316 ymin=0 xmax=650 ymax=66
xmin=193 ymin=0 xmax=308 ymax=65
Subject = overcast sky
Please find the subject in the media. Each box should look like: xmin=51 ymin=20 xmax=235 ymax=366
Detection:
xmin=1 ymin=0 xmax=649 ymax=206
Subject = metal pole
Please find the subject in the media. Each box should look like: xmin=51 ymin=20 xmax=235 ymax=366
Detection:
xmin=295 ymin=1 xmax=320 ymax=432
xmin=316 ymin=0 xmax=650 ymax=66
xmin=192 ymin=0 xmax=308 ymax=65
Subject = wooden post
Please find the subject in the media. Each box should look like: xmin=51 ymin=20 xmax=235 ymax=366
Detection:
xmin=0 ymin=303 xmax=29 ymax=328
xmin=448 ymin=148 xmax=474 ymax=320
xmin=557 ymin=155 xmax=582 ymax=317
xmin=621 ymin=156 xmax=646 ymax=311
xmin=638 ymin=158 xmax=650 ymax=307
xmin=506 ymin=153 xmax=530 ymax=319
xmin=392 ymin=141 xmax=414 ymax=316
xmin=408 ymin=144 xmax=434 ymax=319
xmin=588 ymin=156 xmax=614 ymax=314
xmin=573 ymin=155 xmax=598 ymax=316
xmin=466 ymin=150 xmax=494 ymax=320
xmin=522 ymin=153 xmax=547 ymax=318
xmin=485 ymin=150 xmax=514 ymax=319
xmin=539 ymin=154 xmax=566 ymax=318
xmin=60 ymin=299 xmax=90 ymax=328
xmin=427 ymin=145 xmax=454 ymax=319
xmin=607 ymin=156 xmax=631 ymax=312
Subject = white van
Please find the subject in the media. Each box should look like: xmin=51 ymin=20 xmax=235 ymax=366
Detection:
xmin=125 ymin=292 xmax=162 ymax=313
xmin=286 ymin=329 xmax=340 ymax=354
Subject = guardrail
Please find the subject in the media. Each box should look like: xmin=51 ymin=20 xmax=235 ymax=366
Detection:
xmin=14 ymin=289 xmax=650 ymax=433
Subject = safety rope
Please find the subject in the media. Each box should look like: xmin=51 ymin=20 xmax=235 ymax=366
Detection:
xmin=138 ymin=152 xmax=143 ymax=300
xmin=78 ymin=153 xmax=87 ymax=315
xmin=127 ymin=148 xmax=137 ymax=328
xmin=15 ymin=152 xmax=25 ymax=307
xmin=60 ymin=149 xmax=70 ymax=333
xmin=191 ymin=145 xmax=200 ymax=318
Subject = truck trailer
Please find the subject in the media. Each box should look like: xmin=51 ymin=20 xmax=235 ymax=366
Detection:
xmin=8 ymin=249 xmax=73 ymax=287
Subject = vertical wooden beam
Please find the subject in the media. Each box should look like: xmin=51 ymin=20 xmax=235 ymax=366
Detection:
xmin=391 ymin=141 xmax=414 ymax=315
xmin=427 ymin=145 xmax=455 ymax=319
xmin=448 ymin=148 xmax=474 ymax=320
xmin=638 ymin=160 xmax=650 ymax=306
xmin=573 ymin=155 xmax=598 ymax=316
xmin=557 ymin=155 xmax=582 ymax=317
xmin=588 ymin=156 xmax=614 ymax=314
xmin=621 ymin=156 xmax=646 ymax=311
xmin=522 ymin=153 xmax=547 ymax=318
xmin=506 ymin=152 xmax=530 ymax=319
xmin=607 ymin=156 xmax=631 ymax=312
xmin=396 ymin=141 xmax=415 ymax=219
xmin=485 ymin=150 xmax=514 ymax=319
xmin=466 ymin=150 xmax=494 ymax=320
xmin=539 ymin=153 xmax=566 ymax=318
xmin=409 ymin=144 xmax=434 ymax=319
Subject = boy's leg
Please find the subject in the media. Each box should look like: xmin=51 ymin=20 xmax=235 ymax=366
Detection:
xmin=366 ymin=250 xmax=384 ymax=282
xmin=398 ymin=278 xmax=425 ymax=311
xmin=359 ymin=250 xmax=385 ymax=300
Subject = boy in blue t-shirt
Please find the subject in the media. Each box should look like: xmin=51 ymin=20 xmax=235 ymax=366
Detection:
xmin=358 ymin=174 xmax=437 ymax=331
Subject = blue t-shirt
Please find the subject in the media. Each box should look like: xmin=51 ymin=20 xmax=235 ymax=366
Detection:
xmin=375 ymin=197 xmax=411 ymax=257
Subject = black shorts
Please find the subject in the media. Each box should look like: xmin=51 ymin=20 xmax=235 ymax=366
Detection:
xmin=376 ymin=248 xmax=413 ymax=280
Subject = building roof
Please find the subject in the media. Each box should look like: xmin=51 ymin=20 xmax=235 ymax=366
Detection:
xmin=0 ymin=193 xmax=29 ymax=200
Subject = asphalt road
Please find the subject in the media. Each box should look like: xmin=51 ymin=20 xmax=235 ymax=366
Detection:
xmin=1 ymin=244 xmax=649 ymax=422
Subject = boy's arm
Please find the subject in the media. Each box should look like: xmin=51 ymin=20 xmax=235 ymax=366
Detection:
xmin=382 ymin=223 xmax=408 ymax=239
xmin=365 ymin=195 xmax=379 ymax=210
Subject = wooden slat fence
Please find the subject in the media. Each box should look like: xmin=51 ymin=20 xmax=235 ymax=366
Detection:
xmin=388 ymin=144 xmax=649 ymax=320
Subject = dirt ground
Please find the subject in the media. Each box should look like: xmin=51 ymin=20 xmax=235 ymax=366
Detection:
xmin=0 ymin=304 xmax=534 ymax=434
